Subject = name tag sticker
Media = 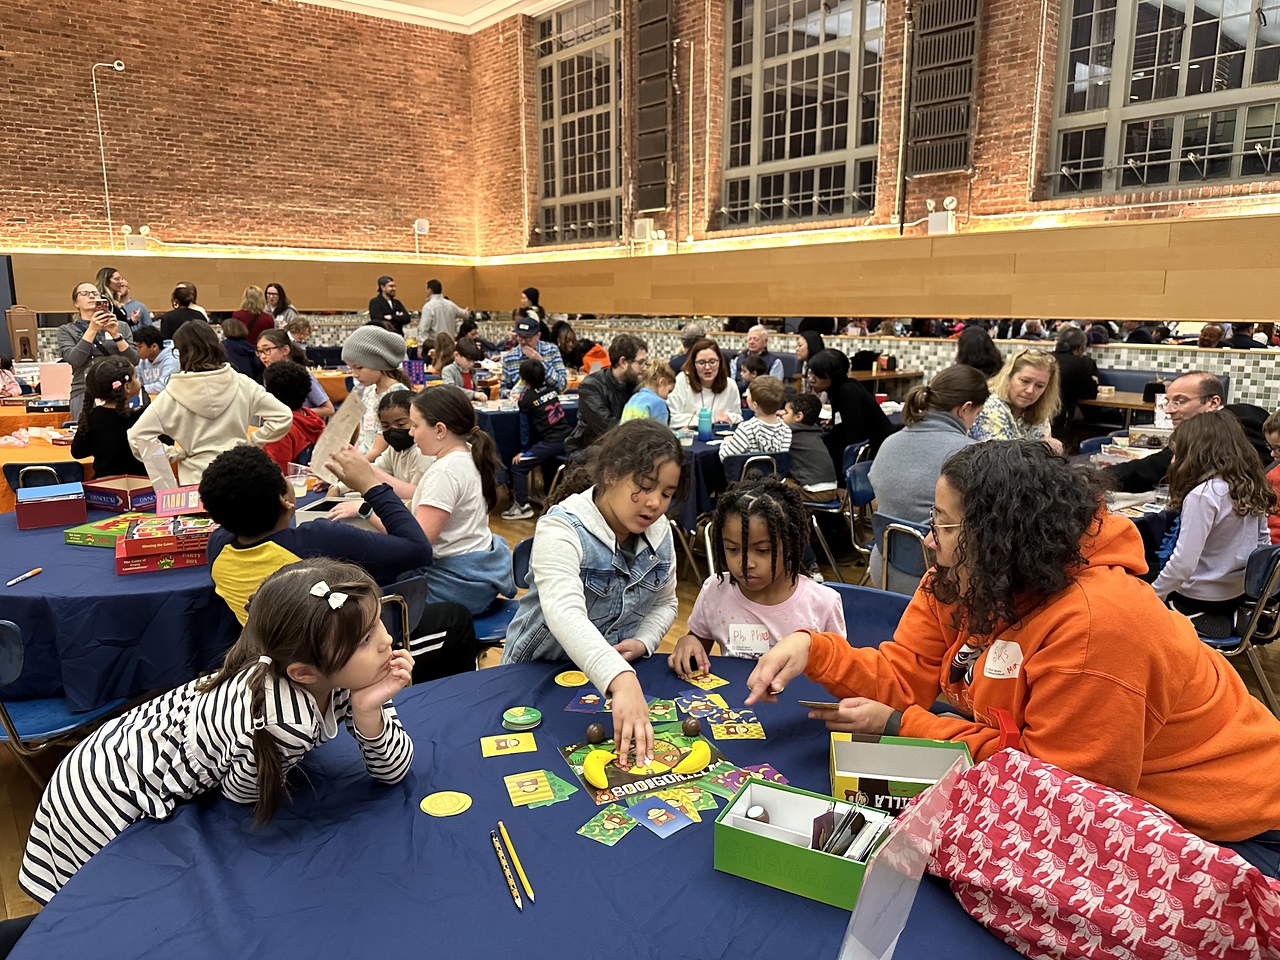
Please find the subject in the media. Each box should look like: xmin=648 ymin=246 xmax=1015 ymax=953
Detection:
xmin=832 ymin=412 xmax=843 ymax=425
xmin=727 ymin=623 xmax=771 ymax=658
xmin=983 ymin=640 xmax=1024 ymax=680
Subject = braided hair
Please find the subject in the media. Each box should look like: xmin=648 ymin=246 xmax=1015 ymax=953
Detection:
xmin=711 ymin=477 xmax=807 ymax=587
xmin=79 ymin=356 xmax=136 ymax=433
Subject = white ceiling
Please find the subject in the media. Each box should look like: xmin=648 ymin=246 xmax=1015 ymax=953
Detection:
xmin=294 ymin=0 xmax=564 ymax=32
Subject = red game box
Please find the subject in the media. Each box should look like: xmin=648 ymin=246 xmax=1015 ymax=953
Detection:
xmin=114 ymin=515 xmax=219 ymax=559
xmin=114 ymin=549 xmax=209 ymax=576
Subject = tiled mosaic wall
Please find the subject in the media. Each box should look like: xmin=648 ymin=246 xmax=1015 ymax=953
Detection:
xmin=37 ymin=321 xmax=1280 ymax=410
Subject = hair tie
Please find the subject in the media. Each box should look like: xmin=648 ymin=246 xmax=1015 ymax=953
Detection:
xmin=309 ymin=580 xmax=348 ymax=610
xmin=258 ymin=655 xmax=272 ymax=665
xmin=111 ymin=380 xmax=123 ymax=390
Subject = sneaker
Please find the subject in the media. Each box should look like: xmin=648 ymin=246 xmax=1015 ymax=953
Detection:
xmin=803 ymin=564 xmax=825 ymax=583
xmin=502 ymin=502 xmax=535 ymax=520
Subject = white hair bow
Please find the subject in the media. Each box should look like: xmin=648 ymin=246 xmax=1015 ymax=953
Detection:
xmin=310 ymin=579 xmax=348 ymax=610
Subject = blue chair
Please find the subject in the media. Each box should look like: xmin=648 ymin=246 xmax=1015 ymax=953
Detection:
xmin=2 ymin=461 xmax=85 ymax=494
xmin=722 ymin=452 xmax=790 ymax=485
xmin=774 ymin=352 xmax=800 ymax=380
xmin=805 ymin=460 xmax=874 ymax=585
xmin=871 ymin=512 xmax=931 ymax=593
xmin=472 ymin=537 xmax=534 ymax=646
xmin=1199 ymin=545 xmax=1280 ymax=717
xmin=824 ymin=584 xmax=910 ymax=649
xmin=842 ymin=441 xmax=870 ymax=475
xmin=380 ymin=576 xmax=430 ymax=653
xmin=0 ymin=620 xmax=129 ymax=786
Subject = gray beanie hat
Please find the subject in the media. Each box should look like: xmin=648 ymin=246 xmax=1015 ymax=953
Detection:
xmin=342 ymin=325 xmax=406 ymax=370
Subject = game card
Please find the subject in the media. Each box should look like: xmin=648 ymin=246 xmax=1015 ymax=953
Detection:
xmin=703 ymin=705 xmax=759 ymax=726
xmin=647 ymin=698 xmax=678 ymax=723
xmin=529 ymin=770 xmax=579 ymax=808
xmin=480 ymin=733 xmax=537 ymax=757
xmin=629 ymin=796 xmax=695 ymax=839
xmin=706 ymin=766 xmax=752 ymax=796
xmin=675 ymin=692 xmax=728 ymax=717
xmin=653 ymin=789 xmax=702 ymax=822
xmin=503 ymin=770 xmax=554 ymax=806
xmin=743 ymin=763 xmax=789 ymax=785
xmin=565 ymin=691 xmax=607 ymax=713
xmin=685 ymin=673 xmax=730 ymax=692
xmin=709 ymin=721 xmax=766 ymax=740
xmin=577 ymin=804 xmax=636 ymax=846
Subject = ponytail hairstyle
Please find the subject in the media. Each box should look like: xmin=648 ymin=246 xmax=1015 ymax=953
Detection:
xmin=196 ymin=559 xmax=382 ymax=825
xmin=711 ymin=476 xmax=806 ymax=587
xmin=644 ymin=361 xmax=677 ymax=392
xmin=552 ymin=418 xmax=689 ymax=506
xmin=901 ymin=364 xmax=990 ymax=426
xmin=79 ymin=356 xmax=136 ymax=432
xmin=387 ymin=364 xmax=413 ymax=388
xmin=412 ymin=385 xmax=501 ymax=510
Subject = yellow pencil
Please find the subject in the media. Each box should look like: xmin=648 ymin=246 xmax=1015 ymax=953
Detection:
xmin=498 ymin=819 xmax=535 ymax=903
xmin=489 ymin=830 xmax=523 ymax=912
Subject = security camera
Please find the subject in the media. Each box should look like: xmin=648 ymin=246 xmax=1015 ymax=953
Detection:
xmin=943 ymin=196 xmax=958 ymax=211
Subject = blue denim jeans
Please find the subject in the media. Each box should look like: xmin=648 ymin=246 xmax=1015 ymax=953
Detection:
xmin=510 ymin=440 xmax=565 ymax=506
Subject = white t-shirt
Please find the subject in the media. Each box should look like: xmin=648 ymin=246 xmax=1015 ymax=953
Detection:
xmin=354 ymin=382 xmax=410 ymax=454
xmin=410 ymin=449 xmax=492 ymax=558
xmin=375 ymin=445 xmax=433 ymax=488
xmin=687 ymin=574 xmax=846 ymax=659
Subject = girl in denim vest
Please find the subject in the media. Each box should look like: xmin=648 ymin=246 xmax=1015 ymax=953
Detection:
xmin=502 ymin=420 xmax=687 ymax=766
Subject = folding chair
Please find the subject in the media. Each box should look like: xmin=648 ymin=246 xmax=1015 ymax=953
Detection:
xmin=0 ymin=620 xmax=129 ymax=786
xmin=722 ymin=453 xmax=791 ymax=485
xmin=472 ymin=536 xmax=534 ymax=646
xmin=871 ymin=512 xmax=932 ymax=594
xmin=2 ymin=462 xmax=85 ymax=495
xmin=805 ymin=460 xmax=874 ymax=585
xmin=1200 ymin=545 xmax=1280 ymax=717
xmin=823 ymin=584 xmax=910 ymax=649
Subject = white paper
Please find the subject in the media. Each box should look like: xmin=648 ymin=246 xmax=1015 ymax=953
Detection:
xmin=727 ymin=623 xmax=771 ymax=658
xmin=308 ymin=392 xmax=367 ymax=485
xmin=133 ymin=436 xmax=179 ymax=490
xmin=38 ymin=363 xmax=72 ymax=400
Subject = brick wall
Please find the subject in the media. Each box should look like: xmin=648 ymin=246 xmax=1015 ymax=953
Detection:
xmin=0 ymin=0 xmax=474 ymax=254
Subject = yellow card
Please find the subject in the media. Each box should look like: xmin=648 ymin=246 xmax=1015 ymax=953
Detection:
xmin=654 ymin=789 xmax=702 ymax=822
xmin=481 ymin=733 xmax=537 ymax=758
xmin=504 ymin=770 xmax=554 ymax=806
xmin=687 ymin=673 xmax=729 ymax=691
xmin=710 ymin=722 xmax=766 ymax=740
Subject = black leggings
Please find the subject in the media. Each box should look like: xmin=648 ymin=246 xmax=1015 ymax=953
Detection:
xmin=408 ymin=601 xmax=478 ymax=684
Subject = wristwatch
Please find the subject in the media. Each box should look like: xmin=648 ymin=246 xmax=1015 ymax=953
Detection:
xmin=357 ymin=501 xmax=374 ymax=520
xmin=111 ymin=336 xmax=124 ymax=343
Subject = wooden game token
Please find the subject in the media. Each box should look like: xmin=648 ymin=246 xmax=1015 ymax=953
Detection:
xmin=421 ymin=791 xmax=473 ymax=817
xmin=554 ymin=670 xmax=589 ymax=687
xmin=745 ymin=805 xmax=770 ymax=824
xmin=681 ymin=718 xmax=702 ymax=737
xmin=585 ymin=722 xmax=606 ymax=744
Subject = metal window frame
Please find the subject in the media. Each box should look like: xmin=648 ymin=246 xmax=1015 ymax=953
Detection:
xmin=535 ymin=0 xmax=624 ymax=245
xmin=1047 ymin=0 xmax=1280 ymax=198
xmin=718 ymin=0 xmax=884 ymax=229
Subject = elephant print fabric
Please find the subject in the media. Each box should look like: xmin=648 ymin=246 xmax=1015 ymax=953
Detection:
xmin=926 ymin=749 xmax=1280 ymax=960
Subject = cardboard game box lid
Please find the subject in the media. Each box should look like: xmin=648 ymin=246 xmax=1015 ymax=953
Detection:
xmin=115 ymin=515 xmax=219 ymax=558
xmin=155 ymin=485 xmax=203 ymax=517
xmin=82 ymin=476 xmax=156 ymax=513
xmin=16 ymin=482 xmax=83 ymax=504
xmin=65 ymin=512 xmax=153 ymax=547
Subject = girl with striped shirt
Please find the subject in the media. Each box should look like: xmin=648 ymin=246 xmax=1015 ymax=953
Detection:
xmin=20 ymin=560 xmax=415 ymax=905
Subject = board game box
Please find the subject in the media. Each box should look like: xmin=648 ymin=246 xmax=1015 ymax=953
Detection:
xmin=115 ymin=549 xmax=209 ymax=576
xmin=114 ymin=515 xmax=219 ymax=558
xmin=560 ymin=723 xmax=731 ymax=806
xmin=64 ymin=512 xmax=153 ymax=547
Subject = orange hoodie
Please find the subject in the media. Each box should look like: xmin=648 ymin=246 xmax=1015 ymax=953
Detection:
xmin=805 ymin=512 xmax=1280 ymax=842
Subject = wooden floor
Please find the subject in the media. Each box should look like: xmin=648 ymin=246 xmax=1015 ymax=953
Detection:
xmin=2 ymin=505 xmax=863 ymax=922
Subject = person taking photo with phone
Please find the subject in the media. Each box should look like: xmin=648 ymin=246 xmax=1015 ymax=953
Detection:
xmin=59 ymin=281 xmax=139 ymax=418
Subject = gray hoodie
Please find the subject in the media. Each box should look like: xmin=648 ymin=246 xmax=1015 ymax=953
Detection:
xmin=127 ymin=363 xmax=292 ymax=484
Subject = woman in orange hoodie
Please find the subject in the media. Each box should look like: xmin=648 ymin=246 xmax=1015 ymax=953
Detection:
xmin=747 ymin=440 xmax=1280 ymax=863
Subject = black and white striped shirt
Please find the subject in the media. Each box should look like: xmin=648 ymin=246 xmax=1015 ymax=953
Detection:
xmin=20 ymin=669 xmax=413 ymax=904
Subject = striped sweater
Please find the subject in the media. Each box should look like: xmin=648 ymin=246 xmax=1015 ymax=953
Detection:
xmin=20 ymin=669 xmax=413 ymax=904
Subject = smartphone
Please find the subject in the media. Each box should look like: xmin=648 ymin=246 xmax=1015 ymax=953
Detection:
xmin=798 ymin=699 xmax=841 ymax=710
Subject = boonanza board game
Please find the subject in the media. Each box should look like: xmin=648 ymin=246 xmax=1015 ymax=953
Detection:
xmin=560 ymin=723 xmax=731 ymax=806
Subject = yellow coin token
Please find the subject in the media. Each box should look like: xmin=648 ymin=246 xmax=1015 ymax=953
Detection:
xmin=555 ymin=670 xmax=589 ymax=687
xmin=420 ymin=791 xmax=473 ymax=817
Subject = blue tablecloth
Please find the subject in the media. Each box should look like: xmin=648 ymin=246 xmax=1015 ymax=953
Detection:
xmin=477 ymin=402 xmax=578 ymax=481
xmin=12 ymin=656 xmax=1016 ymax=959
xmin=0 ymin=510 xmax=239 ymax=711
xmin=673 ymin=439 xmax=726 ymax=533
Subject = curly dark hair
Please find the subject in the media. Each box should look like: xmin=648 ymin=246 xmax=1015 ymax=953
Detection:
xmin=711 ymin=477 xmax=806 ymax=587
xmin=263 ymin=360 xmax=313 ymax=411
xmin=79 ymin=356 xmax=136 ymax=433
xmin=553 ymin=419 xmax=689 ymax=506
xmin=929 ymin=441 xmax=1106 ymax=637
xmin=1167 ymin=410 xmax=1277 ymax=517
xmin=199 ymin=445 xmax=289 ymax=538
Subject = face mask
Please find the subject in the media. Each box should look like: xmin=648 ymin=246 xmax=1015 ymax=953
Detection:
xmin=383 ymin=427 xmax=414 ymax=452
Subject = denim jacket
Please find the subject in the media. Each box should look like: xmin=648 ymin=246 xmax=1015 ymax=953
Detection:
xmin=502 ymin=487 xmax=678 ymax=694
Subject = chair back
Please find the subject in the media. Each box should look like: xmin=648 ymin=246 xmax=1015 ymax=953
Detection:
xmin=722 ymin=453 xmax=791 ymax=485
xmin=842 ymin=441 xmax=870 ymax=474
xmin=872 ymin=512 xmax=932 ymax=586
xmin=774 ymin=352 xmax=800 ymax=379
xmin=3 ymin=461 xmax=85 ymax=494
xmin=513 ymin=537 xmax=534 ymax=590
xmin=1244 ymin=545 xmax=1280 ymax=602
xmin=846 ymin=461 xmax=875 ymax=508
xmin=824 ymin=583 xmax=911 ymax=649
xmin=0 ymin=620 xmax=23 ymax=687
xmin=381 ymin=576 xmax=430 ymax=650
xmin=1078 ymin=435 xmax=1107 ymax=456
xmin=703 ymin=521 xmax=719 ymax=576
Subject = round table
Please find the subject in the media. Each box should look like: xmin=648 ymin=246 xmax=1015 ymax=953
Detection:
xmin=314 ymin=371 xmax=350 ymax=403
xmin=0 ymin=509 xmax=238 ymax=711
xmin=0 ymin=437 xmax=93 ymax=514
xmin=9 ymin=656 xmax=1016 ymax=959
xmin=0 ymin=410 xmax=69 ymax=437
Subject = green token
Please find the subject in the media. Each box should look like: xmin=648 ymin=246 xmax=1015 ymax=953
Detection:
xmin=502 ymin=706 xmax=542 ymax=729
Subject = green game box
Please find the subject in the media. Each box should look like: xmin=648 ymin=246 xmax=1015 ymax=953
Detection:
xmin=830 ymin=733 xmax=972 ymax=817
xmin=713 ymin=779 xmax=892 ymax=911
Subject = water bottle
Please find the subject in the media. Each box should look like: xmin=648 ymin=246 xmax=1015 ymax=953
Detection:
xmin=697 ymin=408 xmax=712 ymax=441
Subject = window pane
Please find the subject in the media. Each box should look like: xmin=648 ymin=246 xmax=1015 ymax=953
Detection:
xmin=1122 ymin=117 xmax=1174 ymax=186
xmin=541 ymin=207 xmax=557 ymax=242
xmin=759 ymin=173 xmax=786 ymax=220
xmin=542 ymin=128 xmax=556 ymax=199
xmin=1185 ymin=0 xmax=1247 ymax=96
xmin=860 ymin=36 xmax=882 ymax=146
xmin=761 ymin=63 xmax=789 ymax=162
xmin=1180 ymin=109 xmax=1235 ymax=179
xmin=1063 ymin=0 xmax=1116 ymax=114
xmin=1129 ymin=1 xmax=1184 ymax=103
xmin=731 ymin=0 xmax=756 ymax=68
xmin=787 ymin=167 xmax=815 ymax=217
xmin=1242 ymin=103 xmax=1280 ymax=176
xmin=820 ymin=49 xmax=851 ymax=152
xmin=853 ymin=158 xmax=876 ymax=211
xmin=725 ymin=178 xmax=752 ymax=225
xmin=817 ymin=163 xmax=847 ymax=215
xmin=1058 ymin=126 xmax=1107 ymax=192
xmin=1255 ymin=3 xmax=1280 ymax=85
xmin=729 ymin=76 xmax=753 ymax=167
xmin=788 ymin=53 xmax=820 ymax=158
xmin=764 ymin=0 xmax=790 ymax=58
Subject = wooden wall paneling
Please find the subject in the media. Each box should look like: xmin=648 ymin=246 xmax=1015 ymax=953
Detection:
xmin=1162 ymin=269 xmax=1279 ymax=321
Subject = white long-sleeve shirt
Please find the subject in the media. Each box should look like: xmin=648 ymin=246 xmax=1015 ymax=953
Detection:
xmin=1151 ymin=478 xmax=1270 ymax=602
xmin=20 ymin=669 xmax=412 ymax=905
xmin=667 ymin=371 xmax=743 ymax=426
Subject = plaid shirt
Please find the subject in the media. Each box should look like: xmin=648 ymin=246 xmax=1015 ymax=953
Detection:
xmin=500 ymin=339 xmax=567 ymax=395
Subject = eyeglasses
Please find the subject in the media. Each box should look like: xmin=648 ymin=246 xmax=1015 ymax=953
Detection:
xmin=1164 ymin=394 xmax=1212 ymax=409
xmin=256 ymin=346 xmax=283 ymax=357
xmin=694 ymin=358 xmax=720 ymax=368
xmin=928 ymin=506 xmax=962 ymax=540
